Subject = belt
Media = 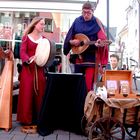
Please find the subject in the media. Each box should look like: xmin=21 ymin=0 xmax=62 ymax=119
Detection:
xmin=34 ymin=65 xmax=39 ymax=96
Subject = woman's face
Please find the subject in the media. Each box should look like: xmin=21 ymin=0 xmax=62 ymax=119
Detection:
xmin=82 ymin=9 xmax=93 ymax=21
xmin=35 ymin=19 xmax=45 ymax=33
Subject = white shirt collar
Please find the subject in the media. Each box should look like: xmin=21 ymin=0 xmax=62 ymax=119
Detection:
xmin=28 ymin=35 xmax=42 ymax=43
xmin=111 ymin=66 xmax=118 ymax=70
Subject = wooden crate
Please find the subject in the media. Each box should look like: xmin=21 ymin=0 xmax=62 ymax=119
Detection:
xmin=103 ymin=70 xmax=140 ymax=98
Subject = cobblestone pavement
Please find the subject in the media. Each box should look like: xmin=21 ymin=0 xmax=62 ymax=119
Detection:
xmin=0 ymin=114 xmax=136 ymax=140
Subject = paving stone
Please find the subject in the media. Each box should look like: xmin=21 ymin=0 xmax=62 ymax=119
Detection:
xmin=44 ymin=134 xmax=57 ymax=140
xmin=0 ymin=133 xmax=14 ymax=140
xmin=57 ymin=134 xmax=69 ymax=140
xmin=12 ymin=134 xmax=26 ymax=140
xmin=53 ymin=130 xmax=69 ymax=135
xmin=25 ymin=135 xmax=43 ymax=140
xmin=70 ymin=133 xmax=87 ymax=140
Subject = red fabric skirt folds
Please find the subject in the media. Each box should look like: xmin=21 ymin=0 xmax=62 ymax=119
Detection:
xmin=17 ymin=64 xmax=46 ymax=125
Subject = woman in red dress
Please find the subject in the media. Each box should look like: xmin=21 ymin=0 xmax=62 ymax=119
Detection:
xmin=17 ymin=17 xmax=47 ymax=130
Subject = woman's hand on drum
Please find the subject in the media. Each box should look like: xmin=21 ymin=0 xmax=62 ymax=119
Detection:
xmin=28 ymin=55 xmax=36 ymax=64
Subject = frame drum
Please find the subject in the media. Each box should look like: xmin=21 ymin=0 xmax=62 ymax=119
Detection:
xmin=46 ymin=40 xmax=56 ymax=67
xmin=35 ymin=38 xmax=56 ymax=67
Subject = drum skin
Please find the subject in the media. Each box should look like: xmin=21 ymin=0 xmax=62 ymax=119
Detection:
xmin=35 ymin=38 xmax=56 ymax=67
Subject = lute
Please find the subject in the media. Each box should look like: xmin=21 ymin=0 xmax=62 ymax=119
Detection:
xmin=71 ymin=33 xmax=112 ymax=54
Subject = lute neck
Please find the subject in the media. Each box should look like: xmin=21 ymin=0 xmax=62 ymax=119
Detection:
xmin=85 ymin=40 xmax=96 ymax=46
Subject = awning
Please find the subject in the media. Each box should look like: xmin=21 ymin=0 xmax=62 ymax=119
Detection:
xmin=0 ymin=0 xmax=97 ymax=13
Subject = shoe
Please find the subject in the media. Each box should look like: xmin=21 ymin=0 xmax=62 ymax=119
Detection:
xmin=21 ymin=125 xmax=37 ymax=134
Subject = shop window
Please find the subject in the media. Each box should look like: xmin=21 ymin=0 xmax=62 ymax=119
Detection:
xmin=56 ymin=44 xmax=62 ymax=55
xmin=45 ymin=18 xmax=53 ymax=32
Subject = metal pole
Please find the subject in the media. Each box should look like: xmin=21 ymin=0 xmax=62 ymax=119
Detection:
xmin=138 ymin=0 xmax=140 ymax=68
xmin=106 ymin=0 xmax=109 ymax=40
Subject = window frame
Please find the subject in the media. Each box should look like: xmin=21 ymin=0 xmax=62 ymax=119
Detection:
xmin=44 ymin=18 xmax=53 ymax=32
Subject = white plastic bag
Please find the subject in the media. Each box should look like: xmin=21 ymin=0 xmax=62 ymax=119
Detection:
xmin=96 ymin=86 xmax=107 ymax=99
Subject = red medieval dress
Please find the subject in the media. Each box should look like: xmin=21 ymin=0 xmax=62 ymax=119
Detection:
xmin=17 ymin=35 xmax=47 ymax=125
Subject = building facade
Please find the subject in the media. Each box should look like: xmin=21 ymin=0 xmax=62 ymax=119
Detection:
xmin=118 ymin=0 xmax=140 ymax=69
